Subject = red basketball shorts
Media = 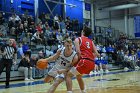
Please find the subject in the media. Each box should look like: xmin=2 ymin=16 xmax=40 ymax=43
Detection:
xmin=74 ymin=59 xmax=95 ymax=74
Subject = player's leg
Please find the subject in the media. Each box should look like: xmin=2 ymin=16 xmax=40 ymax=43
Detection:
xmin=44 ymin=75 xmax=54 ymax=83
xmin=76 ymin=75 xmax=86 ymax=93
xmin=66 ymin=66 xmax=80 ymax=93
xmin=66 ymin=65 xmax=86 ymax=93
xmin=66 ymin=59 xmax=94 ymax=93
xmin=45 ymin=67 xmax=58 ymax=83
xmin=66 ymin=71 xmax=74 ymax=93
xmin=47 ymin=78 xmax=64 ymax=93
xmin=75 ymin=59 xmax=94 ymax=93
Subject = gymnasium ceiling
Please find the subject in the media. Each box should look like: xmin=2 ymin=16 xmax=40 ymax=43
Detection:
xmin=46 ymin=0 xmax=140 ymax=10
xmin=93 ymin=0 xmax=140 ymax=9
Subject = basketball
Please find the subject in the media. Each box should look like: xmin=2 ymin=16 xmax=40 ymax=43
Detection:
xmin=36 ymin=59 xmax=48 ymax=70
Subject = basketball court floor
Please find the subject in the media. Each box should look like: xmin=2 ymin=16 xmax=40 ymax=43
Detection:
xmin=0 ymin=70 xmax=140 ymax=93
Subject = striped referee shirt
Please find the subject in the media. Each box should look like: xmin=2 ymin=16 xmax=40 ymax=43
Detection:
xmin=1 ymin=44 xmax=17 ymax=59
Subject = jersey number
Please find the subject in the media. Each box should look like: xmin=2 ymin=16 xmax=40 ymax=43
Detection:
xmin=61 ymin=61 xmax=66 ymax=66
xmin=86 ymin=42 xmax=90 ymax=48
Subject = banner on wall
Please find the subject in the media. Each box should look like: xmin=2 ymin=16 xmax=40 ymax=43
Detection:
xmin=134 ymin=16 xmax=140 ymax=37
xmin=83 ymin=10 xmax=90 ymax=19
xmin=83 ymin=3 xmax=91 ymax=19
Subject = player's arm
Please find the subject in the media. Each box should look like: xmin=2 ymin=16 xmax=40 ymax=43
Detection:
xmin=71 ymin=54 xmax=79 ymax=67
xmin=44 ymin=49 xmax=61 ymax=62
xmin=92 ymin=41 xmax=100 ymax=57
xmin=74 ymin=38 xmax=81 ymax=59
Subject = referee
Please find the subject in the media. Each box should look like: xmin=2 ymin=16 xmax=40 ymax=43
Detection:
xmin=0 ymin=39 xmax=17 ymax=88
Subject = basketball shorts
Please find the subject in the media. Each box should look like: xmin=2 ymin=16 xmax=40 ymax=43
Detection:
xmin=70 ymin=59 xmax=95 ymax=75
xmin=48 ymin=66 xmax=66 ymax=78
xmin=48 ymin=66 xmax=58 ymax=78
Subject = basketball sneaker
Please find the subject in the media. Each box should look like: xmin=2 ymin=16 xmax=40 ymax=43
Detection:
xmin=25 ymin=78 xmax=30 ymax=81
xmin=124 ymin=67 xmax=129 ymax=71
xmin=89 ymin=71 xmax=94 ymax=75
xmin=135 ymin=66 xmax=139 ymax=70
xmin=81 ymin=90 xmax=86 ymax=93
xmin=30 ymin=78 xmax=34 ymax=81
xmin=105 ymin=70 xmax=109 ymax=73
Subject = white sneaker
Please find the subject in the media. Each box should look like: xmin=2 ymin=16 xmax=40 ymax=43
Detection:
xmin=24 ymin=78 xmax=30 ymax=81
xmin=81 ymin=90 xmax=86 ymax=93
xmin=105 ymin=70 xmax=109 ymax=73
xmin=136 ymin=66 xmax=139 ymax=69
xmin=135 ymin=66 xmax=139 ymax=70
xmin=137 ymin=66 xmax=140 ymax=69
xmin=30 ymin=78 xmax=34 ymax=81
xmin=89 ymin=71 xmax=94 ymax=75
xmin=67 ymin=91 xmax=73 ymax=93
xmin=124 ymin=67 xmax=129 ymax=71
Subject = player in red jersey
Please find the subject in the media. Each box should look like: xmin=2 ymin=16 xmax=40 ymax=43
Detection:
xmin=66 ymin=26 xmax=100 ymax=93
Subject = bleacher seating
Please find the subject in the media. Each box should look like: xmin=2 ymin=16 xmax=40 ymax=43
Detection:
xmin=0 ymin=57 xmax=56 ymax=81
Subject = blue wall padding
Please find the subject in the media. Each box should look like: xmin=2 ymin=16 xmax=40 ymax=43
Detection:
xmin=66 ymin=0 xmax=83 ymax=23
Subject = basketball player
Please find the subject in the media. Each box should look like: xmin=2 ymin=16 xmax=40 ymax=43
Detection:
xmin=38 ymin=38 xmax=78 ymax=93
xmin=66 ymin=26 xmax=100 ymax=93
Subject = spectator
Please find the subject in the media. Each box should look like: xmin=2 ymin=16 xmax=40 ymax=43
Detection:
xmin=30 ymin=54 xmax=38 ymax=78
xmin=0 ymin=12 xmax=4 ymax=25
xmin=31 ymin=31 xmax=42 ymax=44
xmin=123 ymin=50 xmax=131 ymax=71
xmin=17 ymin=43 xmax=24 ymax=59
xmin=35 ymin=51 xmax=45 ymax=78
xmin=18 ymin=52 xmax=34 ymax=81
xmin=36 ymin=22 xmax=43 ymax=34
xmin=129 ymin=50 xmax=139 ymax=70
xmin=59 ymin=19 xmax=66 ymax=34
xmin=22 ymin=42 xmax=31 ymax=58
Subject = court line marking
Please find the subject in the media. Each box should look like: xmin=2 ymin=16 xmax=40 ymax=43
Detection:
xmin=0 ymin=70 xmax=139 ymax=89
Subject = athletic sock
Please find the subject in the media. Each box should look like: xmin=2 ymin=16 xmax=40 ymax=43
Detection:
xmin=81 ymin=90 xmax=86 ymax=93
xmin=67 ymin=91 xmax=73 ymax=93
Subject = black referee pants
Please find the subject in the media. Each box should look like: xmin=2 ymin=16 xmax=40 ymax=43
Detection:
xmin=0 ymin=59 xmax=13 ymax=86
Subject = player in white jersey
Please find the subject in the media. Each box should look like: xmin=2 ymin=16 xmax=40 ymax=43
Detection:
xmin=38 ymin=38 xmax=78 ymax=93
xmin=47 ymin=47 xmax=77 ymax=78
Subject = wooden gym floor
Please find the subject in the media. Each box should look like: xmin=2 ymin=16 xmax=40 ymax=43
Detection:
xmin=0 ymin=70 xmax=140 ymax=93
